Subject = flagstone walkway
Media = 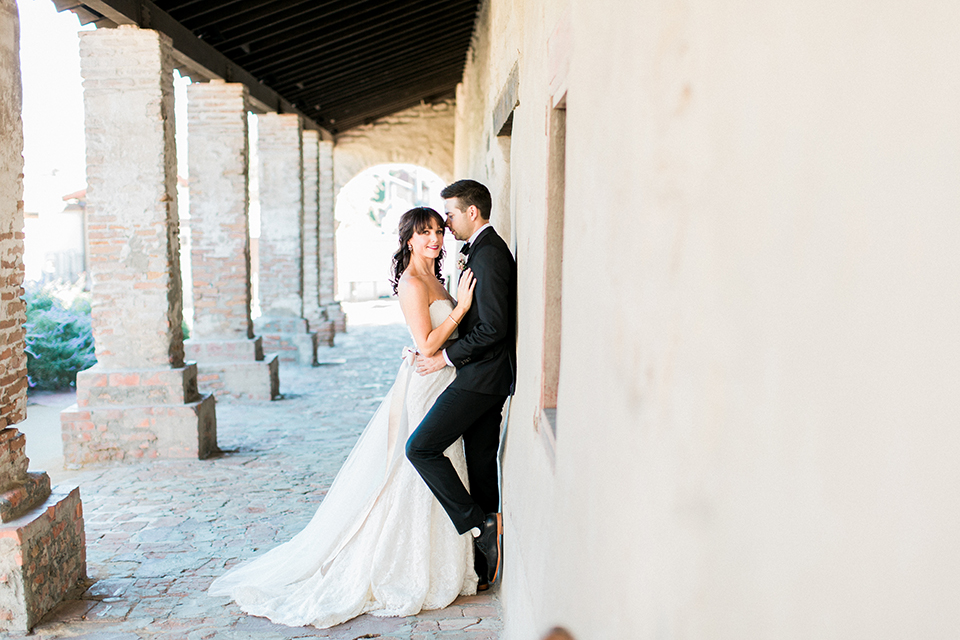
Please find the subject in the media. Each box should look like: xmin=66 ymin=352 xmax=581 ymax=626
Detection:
xmin=13 ymin=302 xmax=500 ymax=640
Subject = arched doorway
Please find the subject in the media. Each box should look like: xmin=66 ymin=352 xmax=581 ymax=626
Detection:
xmin=335 ymin=164 xmax=455 ymax=302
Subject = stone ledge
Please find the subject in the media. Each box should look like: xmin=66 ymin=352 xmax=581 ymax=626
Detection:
xmin=60 ymin=395 xmax=217 ymax=466
xmin=0 ymin=471 xmax=50 ymax=523
xmin=255 ymin=317 xmax=319 ymax=366
xmin=76 ymin=364 xmax=201 ymax=407
xmin=185 ymin=336 xmax=264 ymax=364
xmin=195 ymin=353 xmax=280 ymax=401
xmin=0 ymin=485 xmax=86 ymax=632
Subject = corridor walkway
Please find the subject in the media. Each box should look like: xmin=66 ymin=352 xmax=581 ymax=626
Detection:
xmin=14 ymin=302 xmax=501 ymax=640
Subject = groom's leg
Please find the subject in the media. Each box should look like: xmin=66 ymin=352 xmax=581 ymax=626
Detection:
xmin=406 ymin=387 xmax=504 ymax=534
xmin=462 ymin=396 xmax=506 ymax=516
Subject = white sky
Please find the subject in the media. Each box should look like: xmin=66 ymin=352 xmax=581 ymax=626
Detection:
xmin=19 ymin=0 xmax=90 ymax=216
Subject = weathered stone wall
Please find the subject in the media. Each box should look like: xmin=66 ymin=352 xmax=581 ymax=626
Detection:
xmin=0 ymin=2 xmax=85 ymax=630
xmin=80 ymin=25 xmax=184 ymax=369
xmin=456 ymin=1 xmax=960 ymax=639
xmin=301 ymin=129 xmax=324 ymax=327
xmin=257 ymin=113 xmax=304 ymax=318
xmin=318 ymin=139 xmax=344 ymax=331
xmin=64 ymin=25 xmax=216 ymax=463
xmin=187 ymin=80 xmax=253 ymax=340
xmin=0 ymin=485 xmax=85 ymax=631
xmin=0 ymin=0 xmax=26 ymax=429
xmin=333 ymin=100 xmax=455 ymax=197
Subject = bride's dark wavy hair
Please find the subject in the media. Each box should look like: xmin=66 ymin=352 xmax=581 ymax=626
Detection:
xmin=390 ymin=207 xmax=447 ymax=295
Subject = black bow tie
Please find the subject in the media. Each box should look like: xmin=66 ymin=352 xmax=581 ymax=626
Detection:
xmin=459 ymin=243 xmax=471 ymax=256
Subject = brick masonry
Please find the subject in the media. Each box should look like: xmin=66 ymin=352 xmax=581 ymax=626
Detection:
xmin=319 ymin=139 xmax=346 ymax=333
xmin=0 ymin=3 xmax=86 ymax=630
xmin=64 ymin=25 xmax=217 ymax=464
xmin=301 ymin=130 xmax=326 ymax=332
xmin=255 ymin=113 xmax=319 ymax=364
xmin=79 ymin=26 xmax=185 ymax=370
xmin=185 ymin=80 xmax=281 ymax=399
xmin=187 ymin=80 xmax=253 ymax=341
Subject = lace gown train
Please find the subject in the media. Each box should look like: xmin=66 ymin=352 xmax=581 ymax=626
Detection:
xmin=208 ymin=300 xmax=477 ymax=628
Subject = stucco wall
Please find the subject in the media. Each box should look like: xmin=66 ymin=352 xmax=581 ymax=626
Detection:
xmin=455 ymin=1 xmax=960 ymax=639
xmin=333 ymin=100 xmax=455 ymax=197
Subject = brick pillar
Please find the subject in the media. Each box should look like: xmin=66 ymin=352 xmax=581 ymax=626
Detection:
xmin=183 ymin=80 xmax=279 ymax=400
xmin=0 ymin=2 xmax=86 ymax=630
xmin=254 ymin=113 xmax=319 ymax=365
xmin=319 ymin=140 xmax=346 ymax=332
xmin=60 ymin=25 xmax=217 ymax=465
xmin=301 ymin=130 xmax=334 ymax=346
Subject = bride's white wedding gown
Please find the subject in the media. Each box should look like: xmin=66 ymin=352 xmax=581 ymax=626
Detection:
xmin=209 ymin=300 xmax=477 ymax=628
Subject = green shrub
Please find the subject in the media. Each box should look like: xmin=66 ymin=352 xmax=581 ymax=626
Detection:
xmin=24 ymin=284 xmax=97 ymax=390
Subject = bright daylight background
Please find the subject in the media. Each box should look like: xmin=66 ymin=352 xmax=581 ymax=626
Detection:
xmin=18 ymin=1 xmax=451 ymax=316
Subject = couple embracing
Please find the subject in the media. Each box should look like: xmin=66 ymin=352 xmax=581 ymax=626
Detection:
xmin=209 ymin=180 xmax=517 ymax=628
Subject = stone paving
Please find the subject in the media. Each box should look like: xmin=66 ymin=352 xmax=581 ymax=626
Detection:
xmin=13 ymin=302 xmax=501 ymax=640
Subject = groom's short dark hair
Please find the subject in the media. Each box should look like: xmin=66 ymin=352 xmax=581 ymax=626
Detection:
xmin=441 ymin=180 xmax=492 ymax=220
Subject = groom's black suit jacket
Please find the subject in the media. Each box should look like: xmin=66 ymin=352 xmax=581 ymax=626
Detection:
xmin=446 ymin=226 xmax=517 ymax=397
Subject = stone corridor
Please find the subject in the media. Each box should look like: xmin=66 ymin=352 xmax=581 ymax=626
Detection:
xmin=12 ymin=307 xmax=500 ymax=640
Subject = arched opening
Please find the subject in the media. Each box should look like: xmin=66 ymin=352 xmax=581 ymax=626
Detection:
xmin=335 ymin=164 xmax=453 ymax=303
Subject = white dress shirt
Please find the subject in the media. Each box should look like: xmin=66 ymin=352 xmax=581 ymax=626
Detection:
xmin=442 ymin=223 xmax=493 ymax=366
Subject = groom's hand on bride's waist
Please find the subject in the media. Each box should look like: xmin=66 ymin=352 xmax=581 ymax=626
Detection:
xmin=415 ymin=352 xmax=447 ymax=376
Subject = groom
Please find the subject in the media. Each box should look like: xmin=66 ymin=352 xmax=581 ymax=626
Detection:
xmin=407 ymin=179 xmax=517 ymax=588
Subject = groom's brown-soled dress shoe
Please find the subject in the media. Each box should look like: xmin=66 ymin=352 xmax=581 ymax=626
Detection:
xmin=474 ymin=512 xmax=503 ymax=585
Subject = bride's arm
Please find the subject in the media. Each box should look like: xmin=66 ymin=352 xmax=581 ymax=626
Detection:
xmin=398 ymin=271 xmax=475 ymax=357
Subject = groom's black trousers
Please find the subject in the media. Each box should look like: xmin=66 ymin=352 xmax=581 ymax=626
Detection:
xmin=406 ymin=386 xmax=506 ymax=535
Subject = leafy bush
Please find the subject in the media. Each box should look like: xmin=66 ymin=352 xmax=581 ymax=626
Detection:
xmin=24 ymin=283 xmax=97 ymax=390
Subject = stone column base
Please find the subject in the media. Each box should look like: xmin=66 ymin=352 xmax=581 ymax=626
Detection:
xmin=0 ymin=485 xmax=86 ymax=632
xmin=60 ymin=364 xmax=218 ymax=465
xmin=185 ymin=336 xmax=282 ymax=400
xmin=195 ymin=355 xmax=280 ymax=401
xmin=312 ymin=319 xmax=336 ymax=347
xmin=326 ymin=303 xmax=347 ymax=334
xmin=254 ymin=317 xmax=319 ymax=366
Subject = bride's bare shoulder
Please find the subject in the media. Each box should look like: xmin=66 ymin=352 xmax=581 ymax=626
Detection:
xmin=397 ymin=273 xmax=429 ymax=301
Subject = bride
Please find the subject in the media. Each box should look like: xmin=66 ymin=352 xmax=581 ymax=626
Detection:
xmin=209 ymin=207 xmax=479 ymax=628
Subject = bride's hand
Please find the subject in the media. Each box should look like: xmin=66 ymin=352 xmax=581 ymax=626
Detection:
xmin=455 ymin=268 xmax=476 ymax=314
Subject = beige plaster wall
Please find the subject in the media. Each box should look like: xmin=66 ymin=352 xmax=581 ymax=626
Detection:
xmin=332 ymin=100 xmax=455 ymax=197
xmin=455 ymin=1 xmax=960 ymax=639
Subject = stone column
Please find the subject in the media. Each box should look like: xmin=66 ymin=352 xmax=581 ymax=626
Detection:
xmin=301 ymin=130 xmax=334 ymax=345
xmin=319 ymin=140 xmax=346 ymax=332
xmin=183 ymin=80 xmax=279 ymax=400
xmin=254 ymin=113 xmax=319 ymax=365
xmin=61 ymin=25 xmax=217 ymax=464
xmin=0 ymin=2 xmax=85 ymax=630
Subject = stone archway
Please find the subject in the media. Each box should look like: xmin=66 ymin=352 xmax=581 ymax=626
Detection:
xmin=333 ymin=100 xmax=455 ymax=197
xmin=335 ymin=164 xmax=451 ymax=302
xmin=331 ymin=100 xmax=456 ymax=302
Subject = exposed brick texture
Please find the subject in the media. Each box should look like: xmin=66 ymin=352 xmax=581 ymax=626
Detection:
xmin=0 ymin=3 xmax=86 ymax=630
xmin=254 ymin=113 xmax=318 ymax=364
xmin=80 ymin=26 xmax=185 ymax=369
xmin=319 ymin=140 xmax=345 ymax=333
xmin=0 ymin=0 xmax=26 ymax=431
xmin=301 ymin=130 xmax=325 ymax=330
xmin=65 ymin=26 xmax=217 ymax=464
xmin=257 ymin=113 xmax=304 ymax=318
xmin=187 ymin=80 xmax=253 ymax=341
xmin=184 ymin=81 xmax=280 ymax=399
xmin=0 ymin=486 xmax=85 ymax=632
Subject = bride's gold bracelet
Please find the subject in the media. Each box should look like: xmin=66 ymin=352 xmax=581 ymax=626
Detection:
xmin=448 ymin=314 xmax=460 ymax=326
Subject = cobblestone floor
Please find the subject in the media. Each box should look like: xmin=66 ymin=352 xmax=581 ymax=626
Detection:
xmin=15 ymin=303 xmax=500 ymax=640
